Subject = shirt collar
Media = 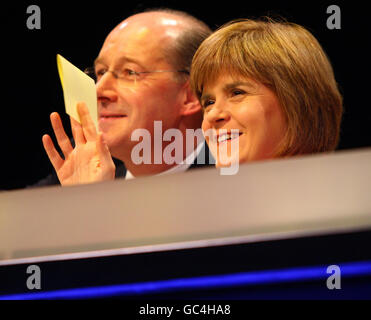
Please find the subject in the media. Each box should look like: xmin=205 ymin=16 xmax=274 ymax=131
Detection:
xmin=125 ymin=140 xmax=205 ymax=180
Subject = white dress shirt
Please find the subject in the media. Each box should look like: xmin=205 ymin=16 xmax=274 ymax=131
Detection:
xmin=125 ymin=140 xmax=206 ymax=180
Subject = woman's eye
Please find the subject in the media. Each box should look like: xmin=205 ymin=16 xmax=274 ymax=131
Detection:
xmin=203 ymin=100 xmax=215 ymax=108
xmin=231 ymin=89 xmax=245 ymax=96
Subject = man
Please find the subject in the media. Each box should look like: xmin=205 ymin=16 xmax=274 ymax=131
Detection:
xmin=36 ymin=9 xmax=213 ymax=186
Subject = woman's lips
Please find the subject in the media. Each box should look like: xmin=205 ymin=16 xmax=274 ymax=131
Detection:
xmin=216 ymin=132 xmax=243 ymax=143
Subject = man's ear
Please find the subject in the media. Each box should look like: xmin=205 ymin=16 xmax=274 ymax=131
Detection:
xmin=180 ymin=81 xmax=202 ymax=116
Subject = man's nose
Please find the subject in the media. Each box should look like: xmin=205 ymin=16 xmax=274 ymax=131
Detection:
xmin=96 ymin=72 xmax=118 ymax=104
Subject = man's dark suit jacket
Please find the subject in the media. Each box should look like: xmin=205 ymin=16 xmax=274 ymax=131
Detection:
xmin=32 ymin=142 xmax=213 ymax=187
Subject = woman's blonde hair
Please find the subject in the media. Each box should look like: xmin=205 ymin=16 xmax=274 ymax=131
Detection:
xmin=190 ymin=18 xmax=343 ymax=155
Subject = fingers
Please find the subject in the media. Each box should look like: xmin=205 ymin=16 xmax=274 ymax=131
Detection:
xmin=77 ymin=102 xmax=97 ymax=141
xmin=70 ymin=116 xmax=86 ymax=145
xmin=42 ymin=134 xmax=64 ymax=171
xmin=50 ymin=112 xmax=74 ymax=158
xmin=96 ymin=133 xmax=114 ymax=169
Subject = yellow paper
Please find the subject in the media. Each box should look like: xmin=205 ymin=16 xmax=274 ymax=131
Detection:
xmin=56 ymin=54 xmax=98 ymax=130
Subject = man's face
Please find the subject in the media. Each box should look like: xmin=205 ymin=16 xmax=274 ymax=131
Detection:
xmin=95 ymin=18 xmax=185 ymax=160
xmin=201 ymin=74 xmax=287 ymax=166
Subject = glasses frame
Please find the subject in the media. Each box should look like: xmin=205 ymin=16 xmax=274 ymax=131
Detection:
xmin=84 ymin=67 xmax=189 ymax=83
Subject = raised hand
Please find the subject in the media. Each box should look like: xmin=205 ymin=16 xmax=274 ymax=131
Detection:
xmin=42 ymin=102 xmax=115 ymax=186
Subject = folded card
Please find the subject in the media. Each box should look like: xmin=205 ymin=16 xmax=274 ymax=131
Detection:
xmin=57 ymin=54 xmax=98 ymax=130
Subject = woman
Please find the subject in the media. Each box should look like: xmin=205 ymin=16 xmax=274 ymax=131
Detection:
xmin=190 ymin=18 xmax=343 ymax=167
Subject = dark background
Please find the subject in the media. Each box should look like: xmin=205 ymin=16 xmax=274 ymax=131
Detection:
xmin=2 ymin=0 xmax=370 ymax=190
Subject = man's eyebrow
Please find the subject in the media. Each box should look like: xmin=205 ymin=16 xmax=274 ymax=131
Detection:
xmin=94 ymin=57 xmax=104 ymax=66
xmin=94 ymin=56 xmax=145 ymax=68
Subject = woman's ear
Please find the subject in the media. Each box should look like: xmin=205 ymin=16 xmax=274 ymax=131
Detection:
xmin=180 ymin=81 xmax=202 ymax=116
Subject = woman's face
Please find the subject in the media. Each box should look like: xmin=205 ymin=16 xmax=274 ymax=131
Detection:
xmin=201 ymin=74 xmax=287 ymax=167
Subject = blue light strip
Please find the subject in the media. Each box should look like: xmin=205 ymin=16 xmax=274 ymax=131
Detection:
xmin=1 ymin=260 xmax=371 ymax=300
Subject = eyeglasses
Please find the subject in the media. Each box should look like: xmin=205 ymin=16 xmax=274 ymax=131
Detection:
xmin=84 ymin=66 xmax=189 ymax=84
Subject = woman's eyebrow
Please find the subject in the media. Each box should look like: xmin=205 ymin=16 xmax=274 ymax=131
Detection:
xmin=223 ymin=81 xmax=256 ymax=90
xmin=200 ymin=81 xmax=257 ymax=103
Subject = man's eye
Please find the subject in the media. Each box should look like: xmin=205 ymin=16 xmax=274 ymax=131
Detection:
xmin=123 ymin=69 xmax=137 ymax=77
xmin=95 ymin=69 xmax=106 ymax=79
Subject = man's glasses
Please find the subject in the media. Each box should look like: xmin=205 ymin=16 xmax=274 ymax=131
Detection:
xmin=84 ymin=67 xmax=189 ymax=84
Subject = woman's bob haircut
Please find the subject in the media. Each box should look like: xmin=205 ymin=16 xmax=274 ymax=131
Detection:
xmin=190 ymin=18 xmax=343 ymax=156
